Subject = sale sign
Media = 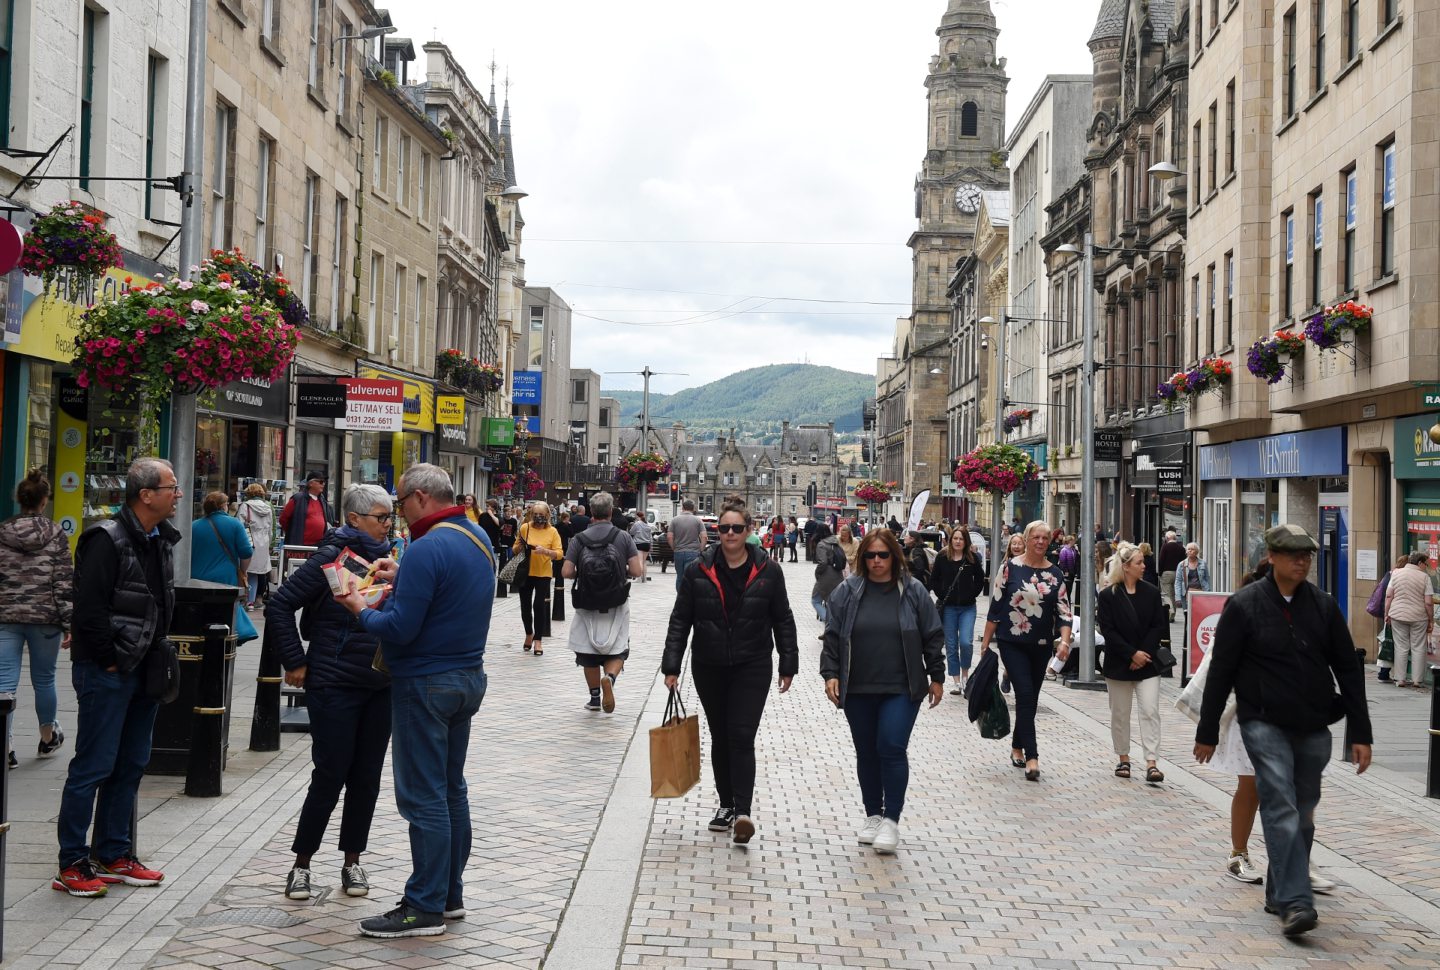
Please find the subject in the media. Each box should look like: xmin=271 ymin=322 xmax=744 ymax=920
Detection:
xmin=337 ymin=378 xmax=404 ymax=431
xmin=1185 ymin=591 xmax=1231 ymax=683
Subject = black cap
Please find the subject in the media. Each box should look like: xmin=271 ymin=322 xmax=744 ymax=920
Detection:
xmin=305 ymin=470 xmax=327 ymax=484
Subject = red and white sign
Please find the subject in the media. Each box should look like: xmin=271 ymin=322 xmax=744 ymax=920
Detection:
xmin=1186 ymin=591 xmax=1230 ymax=678
xmin=337 ymin=378 xmax=404 ymax=431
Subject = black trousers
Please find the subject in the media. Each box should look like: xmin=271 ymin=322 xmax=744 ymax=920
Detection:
xmin=292 ymin=684 xmax=392 ymax=856
xmin=997 ymin=641 xmax=1050 ymax=760
xmin=519 ymin=576 xmax=552 ymax=638
xmin=692 ymin=656 xmax=772 ymax=816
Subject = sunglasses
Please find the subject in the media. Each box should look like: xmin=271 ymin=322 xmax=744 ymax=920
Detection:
xmin=716 ymin=523 xmax=747 ymax=535
xmin=862 ymin=550 xmax=892 ymax=561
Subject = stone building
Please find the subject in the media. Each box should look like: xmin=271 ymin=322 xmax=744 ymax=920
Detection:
xmin=517 ymin=286 xmax=573 ymax=487
xmin=1184 ymin=0 xmax=1437 ymax=636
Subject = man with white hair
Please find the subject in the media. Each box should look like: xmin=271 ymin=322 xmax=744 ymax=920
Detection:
xmin=337 ymin=463 xmax=495 ymax=938
xmin=1156 ymin=529 xmax=1186 ymax=621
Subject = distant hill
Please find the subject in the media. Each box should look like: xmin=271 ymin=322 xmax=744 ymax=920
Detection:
xmin=603 ymin=364 xmax=873 ymax=437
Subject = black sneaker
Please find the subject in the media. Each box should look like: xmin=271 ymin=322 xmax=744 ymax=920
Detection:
xmin=38 ymin=726 xmax=65 ymax=757
xmin=341 ymin=863 xmax=369 ymax=897
xmin=1001 ymin=674 xmax=1011 ymax=694
xmin=358 ymin=901 xmax=445 ymax=938
xmin=707 ymin=806 xmax=736 ymax=832
xmin=584 ymin=691 xmax=602 ymax=712
xmin=7 ymin=750 xmax=16 ymax=769
xmin=1281 ymin=906 xmax=1319 ymax=937
xmin=285 ymin=867 xmax=312 ymax=900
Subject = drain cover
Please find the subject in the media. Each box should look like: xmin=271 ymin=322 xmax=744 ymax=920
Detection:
xmin=189 ymin=907 xmax=306 ymax=928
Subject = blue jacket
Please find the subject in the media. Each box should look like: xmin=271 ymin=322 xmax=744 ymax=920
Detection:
xmin=356 ymin=512 xmax=495 ymax=677
xmin=265 ymin=525 xmax=391 ymax=692
xmin=192 ymin=511 xmax=257 ymax=644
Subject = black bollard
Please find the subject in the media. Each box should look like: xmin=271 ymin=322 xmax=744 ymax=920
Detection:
xmin=552 ymin=573 xmax=566 ymax=621
xmin=185 ymin=624 xmax=231 ymax=798
xmin=249 ymin=621 xmax=282 ymax=752
xmin=496 ymin=577 xmax=509 ymax=598
xmin=1428 ymin=665 xmax=1440 ymax=799
xmin=0 ymin=692 xmax=13 ymax=961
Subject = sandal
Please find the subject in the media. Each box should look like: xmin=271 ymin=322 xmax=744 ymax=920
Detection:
xmin=1114 ymin=761 xmax=1131 ymax=778
xmin=533 ymin=643 xmax=543 ymax=657
xmin=1145 ymin=765 xmax=1164 ymax=784
xmin=1010 ymin=751 xmax=1026 ymax=768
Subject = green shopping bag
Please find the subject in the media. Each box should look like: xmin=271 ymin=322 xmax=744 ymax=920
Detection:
xmin=1378 ymin=623 xmax=1395 ymax=665
xmin=980 ymin=683 xmax=1011 ymax=740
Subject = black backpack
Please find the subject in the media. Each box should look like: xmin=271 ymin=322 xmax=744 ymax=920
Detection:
xmin=571 ymin=525 xmax=631 ymax=612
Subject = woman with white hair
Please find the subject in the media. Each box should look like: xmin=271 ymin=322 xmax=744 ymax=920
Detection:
xmin=1096 ymin=541 xmax=1168 ymax=784
xmin=1173 ymin=543 xmax=1211 ymax=614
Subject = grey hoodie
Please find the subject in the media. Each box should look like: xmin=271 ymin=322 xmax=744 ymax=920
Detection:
xmin=0 ymin=514 xmax=74 ymax=627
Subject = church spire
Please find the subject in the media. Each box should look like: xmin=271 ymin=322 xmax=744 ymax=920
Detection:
xmin=488 ymin=55 xmax=501 ymax=141
xmin=942 ymin=0 xmax=997 ymax=30
xmin=500 ymin=73 xmax=522 ymax=195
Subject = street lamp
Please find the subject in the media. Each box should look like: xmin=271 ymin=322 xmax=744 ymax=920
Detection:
xmin=977 ymin=313 xmax=1009 ymax=581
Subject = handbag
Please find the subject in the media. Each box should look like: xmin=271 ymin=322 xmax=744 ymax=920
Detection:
xmin=649 ymin=686 xmax=701 ymax=798
xmin=143 ymin=637 xmax=181 ymax=704
xmin=207 ymin=518 xmax=247 ymax=590
xmin=1117 ymin=585 xmax=1173 ymax=673
xmin=979 ymin=682 xmax=1011 ymax=740
xmin=1365 ymin=573 xmax=1389 ymax=618
xmin=498 ymin=547 xmax=529 ymax=585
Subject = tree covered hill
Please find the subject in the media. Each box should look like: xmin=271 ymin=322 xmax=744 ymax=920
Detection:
xmin=603 ymin=364 xmax=873 ymax=437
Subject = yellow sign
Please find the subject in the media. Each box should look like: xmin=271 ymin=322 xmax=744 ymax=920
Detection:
xmin=436 ymin=395 xmax=465 ymax=425
xmin=359 ymin=364 xmax=435 ymax=433
xmin=12 ymin=267 xmax=158 ymax=364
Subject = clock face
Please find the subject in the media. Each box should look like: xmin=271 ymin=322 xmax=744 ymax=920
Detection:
xmin=955 ymin=183 xmax=982 ymax=213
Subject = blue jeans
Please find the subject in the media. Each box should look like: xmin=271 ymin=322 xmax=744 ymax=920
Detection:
xmin=1240 ymin=719 xmax=1331 ymax=913
xmin=673 ymin=550 xmax=699 ymax=591
xmin=842 ymin=693 xmax=922 ymax=821
xmin=940 ymin=605 xmax=977 ymax=677
xmin=0 ymin=622 xmax=63 ymax=746
xmin=811 ymin=592 xmax=827 ymax=623
xmin=390 ymin=666 xmax=486 ymax=914
xmin=56 ymin=660 xmax=160 ymax=867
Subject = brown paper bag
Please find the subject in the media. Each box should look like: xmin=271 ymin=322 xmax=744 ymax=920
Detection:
xmin=650 ymin=688 xmax=701 ymax=798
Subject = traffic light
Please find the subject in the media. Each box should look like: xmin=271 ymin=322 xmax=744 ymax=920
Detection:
xmin=669 ymin=482 xmax=680 ymax=503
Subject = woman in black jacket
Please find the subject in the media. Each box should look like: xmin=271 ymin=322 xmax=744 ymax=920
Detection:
xmin=265 ymin=483 xmax=395 ymax=901
xmin=663 ymin=494 xmax=798 ymax=846
xmin=1096 ymin=541 xmax=1168 ymax=784
xmin=929 ymin=528 xmax=988 ymax=695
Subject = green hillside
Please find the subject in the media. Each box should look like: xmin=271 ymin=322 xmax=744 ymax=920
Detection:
xmin=603 ymin=364 xmax=873 ymax=437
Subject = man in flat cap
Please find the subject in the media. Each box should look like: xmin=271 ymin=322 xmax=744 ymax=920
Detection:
xmin=1195 ymin=523 xmax=1371 ymax=938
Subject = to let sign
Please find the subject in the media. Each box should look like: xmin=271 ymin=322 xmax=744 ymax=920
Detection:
xmin=337 ymin=378 xmax=404 ymax=431
xmin=1093 ymin=430 xmax=1122 ymax=462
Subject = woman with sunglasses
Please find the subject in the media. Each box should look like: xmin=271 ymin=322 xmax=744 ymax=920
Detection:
xmin=266 ymin=483 xmax=396 ymax=901
xmin=979 ymin=520 xmax=1073 ymax=782
xmin=515 ymin=502 xmax=563 ymax=656
xmin=663 ymin=495 xmax=797 ymax=846
xmin=1096 ymin=541 xmax=1168 ymax=784
xmin=820 ymin=529 xmax=945 ymax=854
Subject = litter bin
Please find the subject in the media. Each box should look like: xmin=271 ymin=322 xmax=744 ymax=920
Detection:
xmin=148 ymin=580 xmax=239 ymax=776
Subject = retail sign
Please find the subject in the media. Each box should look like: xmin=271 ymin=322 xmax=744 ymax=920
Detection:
xmin=1424 ymin=392 xmax=1440 ymax=408
xmin=1156 ymin=466 xmax=1185 ymax=496
xmin=297 ymin=383 xmax=347 ymax=419
xmin=1184 ymin=592 xmax=1230 ymax=684
xmin=483 ymin=417 xmax=514 ymax=447
xmin=10 ymin=261 xmax=162 ymax=363
xmin=436 ymin=395 xmax=465 ymax=425
xmin=1093 ymin=430 xmax=1122 ymax=461
xmin=1393 ymin=414 xmax=1440 ymax=478
xmin=212 ymin=370 xmax=290 ymax=424
xmin=1198 ymin=427 xmax=1346 ymax=480
xmin=512 ymin=370 xmax=542 ymax=405
xmin=337 ymin=378 xmax=404 ymax=431
xmin=358 ymin=363 xmax=436 ymax=433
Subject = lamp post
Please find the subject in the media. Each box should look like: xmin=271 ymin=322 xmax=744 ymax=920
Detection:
xmin=977 ymin=313 xmax=1009 ymax=581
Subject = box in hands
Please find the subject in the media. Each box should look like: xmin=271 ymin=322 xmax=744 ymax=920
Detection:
xmin=323 ymin=547 xmax=392 ymax=607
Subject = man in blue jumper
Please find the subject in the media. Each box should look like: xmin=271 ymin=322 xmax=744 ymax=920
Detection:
xmin=338 ymin=463 xmax=495 ymax=938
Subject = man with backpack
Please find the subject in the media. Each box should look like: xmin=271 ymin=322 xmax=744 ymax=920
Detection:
xmin=563 ymin=492 xmax=645 ymax=713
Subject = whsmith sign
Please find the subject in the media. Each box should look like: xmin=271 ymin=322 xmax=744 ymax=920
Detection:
xmin=1198 ymin=427 xmax=1346 ymax=481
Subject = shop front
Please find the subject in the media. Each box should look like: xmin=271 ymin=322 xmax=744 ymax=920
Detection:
xmin=292 ymin=372 xmax=349 ymax=514
xmin=436 ymin=394 xmax=488 ymax=498
xmin=192 ymin=370 xmax=291 ymax=517
xmin=1393 ymin=413 xmax=1440 ymax=564
xmin=353 ymin=362 xmax=436 ymax=493
xmin=1129 ymin=415 xmax=1191 ymax=546
xmin=1012 ymin=442 xmax=1046 ymax=527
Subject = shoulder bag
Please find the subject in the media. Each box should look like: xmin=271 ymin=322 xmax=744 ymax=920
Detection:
xmin=498 ymin=523 xmax=531 ymax=586
xmin=208 ymin=517 xmax=247 ymax=591
xmin=1117 ymin=586 xmax=1175 ymax=673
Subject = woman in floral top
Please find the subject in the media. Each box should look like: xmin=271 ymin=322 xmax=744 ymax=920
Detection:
xmin=980 ymin=521 xmax=1073 ymax=781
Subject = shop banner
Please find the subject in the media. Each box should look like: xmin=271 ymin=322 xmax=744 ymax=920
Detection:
xmin=297 ymin=383 xmax=347 ymax=419
xmin=1198 ymin=427 xmax=1346 ymax=480
xmin=210 ymin=370 xmax=290 ymax=424
xmin=436 ymin=395 xmax=465 ymax=425
xmin=337 ymin=378 xmax=404 ymax=431
xmin=512 ymin=371 xmax=542 ymax=405
xmin=1394 ymin=414 xmax=1440 ymax=478
xmin=54 ymin=376 xmax=89 ymax=551
xmin=1185 ymin=592 xmax=1230 ymax=683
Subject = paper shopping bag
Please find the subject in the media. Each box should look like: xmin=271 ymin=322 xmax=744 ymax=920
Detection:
xmin=650 ymin=688 xmax=701 ymax=798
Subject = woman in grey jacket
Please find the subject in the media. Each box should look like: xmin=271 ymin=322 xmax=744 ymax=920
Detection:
xmin=820 ymin=529 xmax=944 ymax=856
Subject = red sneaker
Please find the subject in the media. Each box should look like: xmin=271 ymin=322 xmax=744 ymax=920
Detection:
xmin=53 ymin=860 xmax=108 ymax=897
xmin=95 ymin=855 xmax=164 ymax=886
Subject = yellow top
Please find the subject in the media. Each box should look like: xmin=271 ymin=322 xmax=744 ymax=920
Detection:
xmin=515 ymin=522 xmax=563 ymax=578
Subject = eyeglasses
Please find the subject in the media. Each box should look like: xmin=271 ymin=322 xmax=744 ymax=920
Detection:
xmin=716 ymin=523 xmax=747 ymax=535
xmin=358 ymin=513 xmax=395 ymax=524
xmin=396 ymin=491 xmax=417 ymax=507
xmin=862 ymin=550 xmax=892 ymax=561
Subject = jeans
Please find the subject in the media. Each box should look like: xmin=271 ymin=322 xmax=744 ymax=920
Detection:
xmin=518 ymin=576 xmax=552 ymax=639
xmin=390 ymin=666 xmax=486 ymax=914
xmin=1240 ymin=719 xmax=1331 ymax=913
xmin=246 ymin=572 xmax=269 ymax=607
xmin=0 ymin=622 xmax=63 ymax=746
xmin=673 ymin=551 xmax=699 ymax=592
xmin=56 ymin=660 xmax=160 ymax=867
xmin=291 ymin=685 xmax=392 ymax=856
xmin=996 ymin=640 xmax=1050 ymax=760
xmin=842 ymin=692 xmax=922 ymax=821
xmin=811 ymin=593 xmax=828 ymax=623
xmin=940 ymin=605 xmax=977 ymax=677
xmin=692 ymin=656 xmax=772 ymax=815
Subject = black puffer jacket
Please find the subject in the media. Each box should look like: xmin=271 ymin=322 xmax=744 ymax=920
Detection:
xmin=663 ymin=545 xmax=798 ymax=676
xmin=265 ymin=525 xmax=391 ymax=692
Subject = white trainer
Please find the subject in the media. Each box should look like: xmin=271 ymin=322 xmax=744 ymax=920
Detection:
xmin=872 ymin=818 xmax=900 ymax=855
xmin=1226 ymin=852 xmax=1263 ymax=883
xmin=857 ymin=815 xmax=884 ymax=845
xmin=1310 ymin=869 xmax=1337 ymax=894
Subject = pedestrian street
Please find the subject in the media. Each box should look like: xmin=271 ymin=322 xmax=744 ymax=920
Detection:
xmin=4 ymin=558 xmax=1440 ymax=969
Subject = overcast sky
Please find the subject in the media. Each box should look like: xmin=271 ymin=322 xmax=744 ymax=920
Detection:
xmin=400 ymin=1 xmax=1103 ymax=395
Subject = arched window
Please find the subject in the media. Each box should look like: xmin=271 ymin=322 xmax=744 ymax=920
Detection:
xmin=961 ymin=102 xmax=979 ymax=137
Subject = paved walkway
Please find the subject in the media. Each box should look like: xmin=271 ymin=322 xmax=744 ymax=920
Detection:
xmin=2 ymin=560 xmax=1438 ymax=968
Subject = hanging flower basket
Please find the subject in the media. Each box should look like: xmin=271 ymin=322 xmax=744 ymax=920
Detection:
xmin=71 ymin=250 xmax=300 ymax=452
xmin=1002 ymin=408 xmax=1034 ymax=433
xmin=21 ymin=201 xmax=124 ymax=300
xmin=1304 ymin=300 xmax=1373 ymax=350
xmin=852 ymin=479 xmax=893 ymax=503
xmin=206 ymin=248 xmax=309 ymax=327
xmin=616 ymin=451 xmax=672 ymax=492
xmin=477 ymin=361 xmax=504 ymax=392
xmin=1246 ymin=329 xmax=1307 ymax=384
xmin=952 ymin=444 xmax=1040 ymax=495
xmin=1156 ymin=356 xmax=1232 ymax=409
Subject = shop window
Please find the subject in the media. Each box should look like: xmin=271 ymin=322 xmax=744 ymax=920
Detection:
xmin=1378 ymin=141 xmax=1396 ymax=276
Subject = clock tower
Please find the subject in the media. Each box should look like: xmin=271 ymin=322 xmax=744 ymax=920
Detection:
xmin=909 ymin=0 xmax=1009 ymax=321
